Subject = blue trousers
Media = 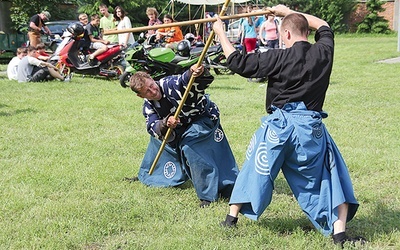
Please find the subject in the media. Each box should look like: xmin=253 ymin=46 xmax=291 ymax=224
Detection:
xmin=138 ymin=136 xmax=188 ymax=187
xmin=229 ymin=102 xmax=359 ymax=235
xmin=139 ymin=116 xmax=239 ymax=201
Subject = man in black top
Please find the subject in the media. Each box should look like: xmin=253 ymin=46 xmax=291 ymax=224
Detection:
xmin=213 ymin=4 xmax=365 ymax=247
xmin=28 ymin=11 xmax=51 ymax=47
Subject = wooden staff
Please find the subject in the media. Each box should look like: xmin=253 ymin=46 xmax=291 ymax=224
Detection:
xmin=104 ymin=9 xmax=272 ymax=35
xmin=148 ymin=0 xmax=232 ymax=175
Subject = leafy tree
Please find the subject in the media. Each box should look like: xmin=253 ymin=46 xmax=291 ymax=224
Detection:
xmin=77 ymin=0 xmax=164 ymax=27
xmin=357 ymin=0 xmax=390 ymax=34
xmin=2 ymin=0 xmax=78 ymax=32
xmin=76 ymin=0 xmax=201 ymax=35
xmin=261 ymin=0 xmax=355 ymax=33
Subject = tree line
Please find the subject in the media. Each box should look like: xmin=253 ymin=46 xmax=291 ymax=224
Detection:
xmin=1 ymin=0 xmax=390 ymax=34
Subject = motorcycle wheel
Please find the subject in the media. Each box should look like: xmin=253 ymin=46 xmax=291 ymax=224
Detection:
xmin=213 ymin=54 xmax=234 ymax=75
xmin=108 ymin=65 xmax=124 ymax=80
xmin=119 ymin=71 xmax=132 ymax=88
xmin=55 ymin=62 xmax=71 ymax=78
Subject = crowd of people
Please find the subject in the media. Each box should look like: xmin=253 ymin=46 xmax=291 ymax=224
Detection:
xmin=5 ymin=4 xmax=367 ymax=247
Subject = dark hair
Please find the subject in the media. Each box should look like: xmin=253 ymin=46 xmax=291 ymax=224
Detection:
xmin=36 ymin=43 xmax=46 ymax=50
xmin=91 ymin=14 xmax=100 ymax=20
xmin=281 ymin=13 xmax=309 ymax=37
xmin=27 ymin=46 xmax=37 ymax=52
xmin=114 ymin=6 xmax=126 ymax=21
xmin=163 ymin=14 xmax=175 ymax=22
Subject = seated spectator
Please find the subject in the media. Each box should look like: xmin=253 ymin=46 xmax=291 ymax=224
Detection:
xmin=17 ymin=46 xmax=67 ymax=82
xmin=7 ymin=47 xmax=27 ymax=80
xmin=146 ymin=7 xmax=162 ymax=38
xmin=156 ymin=14 xmax=183 ymax=49
xmin=87 ymin=14 xmax=110 ymax=65
xmin=35 ymin=43 xmax=50 ymax=60
xmin=78 ymin=13 xmax=91 ymax=52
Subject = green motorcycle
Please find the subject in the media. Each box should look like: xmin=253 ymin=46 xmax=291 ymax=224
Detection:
xmin=119 ymin=38 xmax=200 ymax=88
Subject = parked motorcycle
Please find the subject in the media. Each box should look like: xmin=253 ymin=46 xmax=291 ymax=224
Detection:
xmin=195 ymin=44 xmax=234 ymax=75
xmin=119 ymin=35 xmax=233 ymax=88
xmin=119 ymin=35 xmax=200 ymax=88
xmin=50 ymin=23 xmax=125 ymax=79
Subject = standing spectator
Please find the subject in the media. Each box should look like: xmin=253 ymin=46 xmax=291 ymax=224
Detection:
xmin=114 ymin=6 xmax=135 ymax=47
xmin=17 ymin=46 xmax=67 ymax=83
xmin=28 ymin=11 xmax=51 ymax=47
xmin=7 ymin=47 xmax=27 ymax=80
xmin=259 ymin=14 xmax=280 ymax=49
xmin=129 ymin=65 xmax=239 ymax=207
xmin=156 ymin=14 xmax=183 ymax=49
xmin=240 ymin=5 xmax=257 ymax=54
xmin=146 ymin=7 xmax=163 ymax=38
xmin=87 ymin=14 xmax=110 ymax=65
xmin=99 ymin=3 xmax=118 ymax=43
xmin=213 ymin=4 xmax=365 ymax=247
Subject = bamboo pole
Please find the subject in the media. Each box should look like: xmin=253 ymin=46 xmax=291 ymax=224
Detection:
xmin=147 ymin=0 xmax=233 ymax=175
xmin=104 ymin=9 xmax=272 ymax=35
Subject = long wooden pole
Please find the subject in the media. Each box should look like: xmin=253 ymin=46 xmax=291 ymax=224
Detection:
xmin=104 ymin=9 xmax=272 ymax=35
xmin=148 ymin=0 xmax=232 ymax=175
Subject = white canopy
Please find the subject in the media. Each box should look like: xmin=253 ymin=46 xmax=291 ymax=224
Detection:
xmin=176 ymin=0 xmax=250 ymax=5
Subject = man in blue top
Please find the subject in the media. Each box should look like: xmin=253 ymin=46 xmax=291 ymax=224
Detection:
xmin=213 ymin=4 xmax=365 ymax=247
xmin=129 ymin=64 xmax=239 ymax=208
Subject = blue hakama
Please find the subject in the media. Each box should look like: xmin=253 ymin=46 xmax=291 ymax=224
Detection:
xmin=229 ymin=102 xmax=358 ymax=235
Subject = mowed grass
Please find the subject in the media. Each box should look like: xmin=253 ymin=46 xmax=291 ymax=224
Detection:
xmin=0 ymin=34 xmax=399 ymax=249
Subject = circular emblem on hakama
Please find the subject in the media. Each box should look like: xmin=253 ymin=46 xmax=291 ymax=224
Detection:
xmin=255 ymin=142 xmax=270 ymax=176
xmin=327 ymin=147 xmax=335 ymax=170
xmin=164 ymin=161 xmax=177 ymax=179
xmin=246 ymin=134 xmax=257 ymax=160
xmin=267 ymin=128 xmax=279 ymax=144
xmin=214 ymin=128 xmax=224 ymax=142
xmin=312 ymin=124 xmax=323 ymax=139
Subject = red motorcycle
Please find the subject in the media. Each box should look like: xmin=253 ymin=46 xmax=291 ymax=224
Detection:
xmin=51 ymin=22 xmax=124 ymax=79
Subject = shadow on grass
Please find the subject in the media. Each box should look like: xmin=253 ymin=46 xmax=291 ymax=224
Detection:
xmin=0 ymin=103 xmax=9 ymax=108
xmin=258 ymin=216 xmax=314 ymax=234
xmin=0 ymin=107 xmax=37 ymax=117
xmin=354 ymin=200 xmax=400 ymax=236
xmin=211 ymin=85 xmax=243 ymax=91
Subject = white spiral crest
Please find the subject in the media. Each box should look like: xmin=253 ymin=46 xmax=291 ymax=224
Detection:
xmin=267 ymin=128 xmax=279 ymax=144
xmin=246 ymin=134 xmax=257 ymax=160
xmin=255 ymin=142 xmax=270 ymax=176
xmin=163 ymin=161 xmax=177 ymax=179
xmin=214 ymin=128 xmax=224 ymax=142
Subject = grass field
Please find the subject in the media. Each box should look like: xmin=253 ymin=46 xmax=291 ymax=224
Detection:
xmin=1 ymin=34 xmax=400 ymax=249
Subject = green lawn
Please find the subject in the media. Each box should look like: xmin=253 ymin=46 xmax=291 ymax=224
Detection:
xmin=1 ymin=34 xmax=400 ymax=249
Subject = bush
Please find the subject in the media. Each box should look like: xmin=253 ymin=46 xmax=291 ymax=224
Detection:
xmin=357 ymin=0 xmax=390 ymax=34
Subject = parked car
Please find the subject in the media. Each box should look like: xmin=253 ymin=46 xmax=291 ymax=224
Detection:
xmin=45 ymin=20 xmax=77 ymax=38
xmin=40 ymin=20 xmax=77 ymax=52
xmin=226 ymin=19 xmax=241 ymax=43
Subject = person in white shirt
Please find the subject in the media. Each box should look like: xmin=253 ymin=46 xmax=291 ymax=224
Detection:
xmin=17 ymin=46 xmax=67 ymax=83
xmin=7 ymin=47 xmax=27 ymax=80
xmin=114 ymin=6 xmax=135 ymax=47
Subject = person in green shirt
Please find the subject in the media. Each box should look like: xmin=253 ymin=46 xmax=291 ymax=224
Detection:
xmin=99 ymin=3 xmax=118 ymax=43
